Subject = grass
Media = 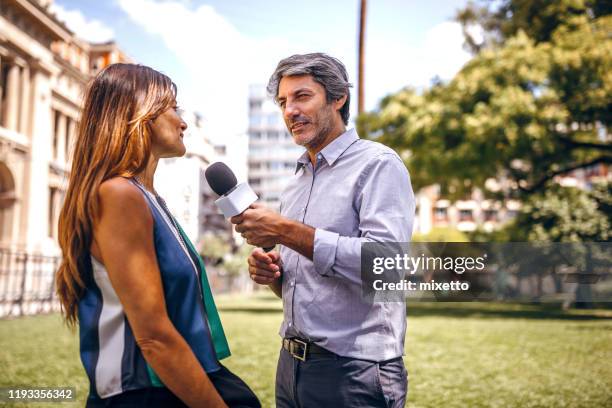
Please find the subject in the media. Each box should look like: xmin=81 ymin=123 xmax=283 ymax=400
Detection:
xmin=0 ymin=294 xmax=611 ymax=407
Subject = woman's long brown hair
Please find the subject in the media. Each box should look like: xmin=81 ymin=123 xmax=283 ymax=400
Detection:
xmin=56 ymin=64 xmax=177 ymax=327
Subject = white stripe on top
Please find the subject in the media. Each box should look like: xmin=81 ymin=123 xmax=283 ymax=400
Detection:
xmin=92 ymin=256 xmax=126 ymax=398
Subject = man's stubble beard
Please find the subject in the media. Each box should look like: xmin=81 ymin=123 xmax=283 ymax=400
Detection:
xmin=298 ymin=104 xmax=336 ymax=152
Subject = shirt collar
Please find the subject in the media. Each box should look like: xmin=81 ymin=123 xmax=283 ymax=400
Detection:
xmin=295 ymin=151 xmax=310 ymax=173
xmin=294 ymin=128 xmax=359 ymax=173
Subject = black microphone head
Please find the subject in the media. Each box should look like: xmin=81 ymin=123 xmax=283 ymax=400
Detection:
xmin=205 ymin=162 xmax=238 ymax=196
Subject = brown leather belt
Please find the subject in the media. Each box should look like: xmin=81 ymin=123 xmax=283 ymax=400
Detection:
xmin=282 ymin=338 xmax=336 ymax=361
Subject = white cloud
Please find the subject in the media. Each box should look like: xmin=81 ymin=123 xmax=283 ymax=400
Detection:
xmin=421 ymin=22 xmax=472 ymax=80
xmin=116 ymin=0 xmax=472 ymax=131
xmin=117 ymin=0 xmax=294 ymax=140
xmin=50 ymin=4 xmax=114 ymax=43
xmin=465 ymin=24 xmax=485 ymax=47
xmin=366 ymin=21 xmax=471 ymax=109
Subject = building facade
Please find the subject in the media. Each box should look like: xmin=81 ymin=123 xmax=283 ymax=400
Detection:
xmin=0 ymin=0 xmax=243 ymax=317
xmin=1 ymin=0 xmax=96 ymax=254
xmin=247 ymin=84 xmax=304 ymax=210
xmin=413 ymin=185 xmax=521 ymax=235
xmin=0 ymin=0 xmax=131 ymax=316
xmin=154 ymin=110 xmax=231 ymax=246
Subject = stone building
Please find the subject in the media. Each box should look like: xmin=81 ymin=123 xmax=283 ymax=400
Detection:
xmin=0 ymin=0 xmax=131 ymax=256
xmin=0 ymin=0 xmax=240 ymax=317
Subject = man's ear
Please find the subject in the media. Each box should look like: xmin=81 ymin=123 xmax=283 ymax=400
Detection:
xmin=333 ymin=94 xmax=348 ymax=112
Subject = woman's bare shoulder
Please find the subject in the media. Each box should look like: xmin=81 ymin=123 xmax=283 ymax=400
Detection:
xmin=97 ymin=177 xmax=150 ymax=220
xmin=98 ymin=177 xmax=139 ymax=197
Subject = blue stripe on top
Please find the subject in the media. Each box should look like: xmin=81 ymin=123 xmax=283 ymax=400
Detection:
xmin=78 ymin=179 xmax=220 ymax=400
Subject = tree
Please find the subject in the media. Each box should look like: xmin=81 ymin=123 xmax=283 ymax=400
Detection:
xmin=198 ymin=233 xmax=231 ymax=266
xmin=223 ymin=243 xmax=252 ymax=277
xmin=456 ymin=0 xmax=612 ymax=52
xmin=502 ymin=182 xmax=611 ymax=307
xmin=507 ymin=182 xmax=610 ymax=242
xmin=357 ymin=1 xmax=611 ymax=201
xmin=200 ymin=234 xmax=254 ymax=291
xmin=413 ymin=226 xmax=469 ymax=242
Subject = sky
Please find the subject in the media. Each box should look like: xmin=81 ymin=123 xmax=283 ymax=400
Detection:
xmin=51 ymin=0 xmax=472 ymax=140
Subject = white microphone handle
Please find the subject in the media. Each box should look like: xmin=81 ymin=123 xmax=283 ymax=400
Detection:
xmin=214 ymin=182 xmax=275 ymax=253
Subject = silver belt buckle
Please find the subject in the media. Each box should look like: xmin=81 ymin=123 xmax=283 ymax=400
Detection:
xmin=290 ymin=339 xmax=308 ymax=362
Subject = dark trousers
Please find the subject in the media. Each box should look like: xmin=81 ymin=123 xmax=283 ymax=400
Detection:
xmin=276 ymin=348 xmax=408 ymax=408
xmin=86 ymin=364 xmax=260 ymax=407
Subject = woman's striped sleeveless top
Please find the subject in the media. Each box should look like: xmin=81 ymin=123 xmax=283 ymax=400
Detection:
xmin=78 ymin=179 xmax=222 ymax=399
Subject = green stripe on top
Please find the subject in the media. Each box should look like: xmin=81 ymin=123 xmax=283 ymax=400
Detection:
xmin=146 ymin=364 xmax=164 ymax=387
xmin=145 ymin=223 xmax=230 ymax=388
xmin=176 ymin=224 xmax=231 ymax=360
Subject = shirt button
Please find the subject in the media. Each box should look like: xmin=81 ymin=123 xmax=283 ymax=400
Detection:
xmin=291 ymin=281 xmax=295 ymax=287
xmin=288 ymin=322 xmax=292 ymax=327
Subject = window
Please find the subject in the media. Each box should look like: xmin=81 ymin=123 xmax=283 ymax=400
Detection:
xmin=0 ymin=65 xmax=9 ymax=117
xmin=268 ymin=113 xmax=282 ymax=125
xmin=484 ymin=209 xmax=497 ymax=222
xmin=434 ymin=207 xmax=447 ymax=221
xmin=249 ymin=114 xmax=263 ymax=126
xmin=459 ymin=209 xmax=473 ymax=221
xmin=52 ymin=111 xmax=61 ymax=159
xmin=48 ymin=187 xmax=57 ymax=238
xmin=270 ymin=162 xmax=283 ymax=171
xmin=65 ymin=117 xmax=72 ymax=159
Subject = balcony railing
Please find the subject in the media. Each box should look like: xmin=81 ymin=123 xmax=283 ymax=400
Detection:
xmin=0 ymin=248 xmax=61 ymax=318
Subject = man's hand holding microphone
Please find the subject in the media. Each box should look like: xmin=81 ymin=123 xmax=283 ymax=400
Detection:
xmin=205 ymin=162 xmax=288 ymax=294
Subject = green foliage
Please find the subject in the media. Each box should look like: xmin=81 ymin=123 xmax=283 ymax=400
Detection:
xmin=507 ymin=182 xmax=611 ymax=241
xmin=456 ymin=0 xmax=612 ymax=51
xmin=467 ymin=181 xmax=611 ymax=242
xmin=413 ymin=226 xmax=470 ymax=242
xmin=199 ymin=234 xmax=254 ymax=277
xmin=358 ymin=3 xmax=611 ymax=202
xmin=468 ymin=226 xmax=514 ymax=242
xmin=199 ymin=233 xmax=231 ymax=264
xmin=359 ymin=1 xmax=612 ymax=247
xmin=222 ymin=243 xmax=253 ymax=277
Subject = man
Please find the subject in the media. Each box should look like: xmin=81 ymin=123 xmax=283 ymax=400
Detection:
xmin=230 ymin=53 xmax=415 ymax=407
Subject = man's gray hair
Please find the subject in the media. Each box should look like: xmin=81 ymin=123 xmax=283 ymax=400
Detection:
xmin=267 ymin=53 xmax=352 ymax=125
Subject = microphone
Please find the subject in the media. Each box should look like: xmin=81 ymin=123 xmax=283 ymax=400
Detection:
xmin=205 ymin=162 xmax=274 ymax=252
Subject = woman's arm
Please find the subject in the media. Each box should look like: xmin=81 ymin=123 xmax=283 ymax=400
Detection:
xmin=92 ymin=178 xmax=226 ymax=408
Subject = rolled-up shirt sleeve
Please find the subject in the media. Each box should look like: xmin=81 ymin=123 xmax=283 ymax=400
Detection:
xmin=313 ymin=228 xmax=340 ymax=276
xmin=312 ymin=153 xmax=415 ymax=284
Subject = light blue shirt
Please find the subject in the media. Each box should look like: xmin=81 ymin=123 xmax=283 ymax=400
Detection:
xmin=279 ymin=128 xmax=415 ymax=361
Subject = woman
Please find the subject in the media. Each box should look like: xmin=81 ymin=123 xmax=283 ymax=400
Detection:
xmin=56 ymin=63 xmax=260 ymax=408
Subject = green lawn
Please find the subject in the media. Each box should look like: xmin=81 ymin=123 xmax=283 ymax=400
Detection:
xmin=1 ymin=295 xmax=611 ymax=407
